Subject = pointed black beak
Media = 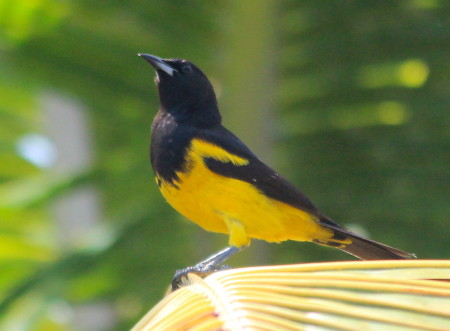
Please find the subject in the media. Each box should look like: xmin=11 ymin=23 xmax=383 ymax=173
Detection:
xmin=138 ymin=53 xmax=177 ymax=76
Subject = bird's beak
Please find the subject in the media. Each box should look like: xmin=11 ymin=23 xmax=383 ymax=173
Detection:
xmin=138 ymin=53 xmax=177 ymax=77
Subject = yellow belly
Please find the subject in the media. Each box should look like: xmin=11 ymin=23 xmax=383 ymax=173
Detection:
xmin=158 ymin=139 xmax=333 ymax=248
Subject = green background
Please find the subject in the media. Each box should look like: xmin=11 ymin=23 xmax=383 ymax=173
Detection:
xmin=0 ymin=0 xmax=449 ymax=330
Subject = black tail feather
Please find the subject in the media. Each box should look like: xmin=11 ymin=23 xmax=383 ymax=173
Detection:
xmin=339 ymin=232 xmax=416 ymax=260
xmin=316 ymin=218 xmax=416 ymax=260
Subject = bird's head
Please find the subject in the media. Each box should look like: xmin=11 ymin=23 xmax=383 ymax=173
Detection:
xmin=139 ymin=53 xmax=220 ymax=126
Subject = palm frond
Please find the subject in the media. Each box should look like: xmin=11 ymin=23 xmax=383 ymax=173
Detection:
xmin=133 ymin=260 xmax=450 ymax=331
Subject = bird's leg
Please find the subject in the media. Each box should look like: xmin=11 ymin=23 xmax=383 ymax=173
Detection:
xmin=172 ymin=246 xmax=241 ymax=291
xmin=195 ymin=245 xmax=240 ymax=269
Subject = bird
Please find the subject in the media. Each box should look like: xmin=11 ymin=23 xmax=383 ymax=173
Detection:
xmin=138 ymin=53 xmax=416 ymax=290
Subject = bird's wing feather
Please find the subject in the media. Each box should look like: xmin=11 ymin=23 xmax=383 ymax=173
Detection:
xmin=196 ymin=125 xmax=321 ymax=215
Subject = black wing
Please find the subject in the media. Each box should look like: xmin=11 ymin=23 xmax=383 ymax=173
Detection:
xmin=197 ymin=125 xmax=321 ymax=216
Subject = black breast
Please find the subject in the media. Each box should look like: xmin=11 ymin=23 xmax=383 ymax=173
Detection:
xmin=150 ymin=111 xmax=194 ymax=186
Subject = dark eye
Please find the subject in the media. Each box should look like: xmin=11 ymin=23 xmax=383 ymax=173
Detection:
xmin=181 ymin=63 xmax=193 ymax=73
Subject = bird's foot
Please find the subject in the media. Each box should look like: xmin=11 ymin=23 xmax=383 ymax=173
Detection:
xmin=171 ymin=246 xmax=240 ymax=291
xmin=172 ymin=262 xmax=232 ymax=291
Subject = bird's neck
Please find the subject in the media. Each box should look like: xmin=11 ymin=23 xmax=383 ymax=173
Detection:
xmin=160 ymin=103 xmax=222 ymax=128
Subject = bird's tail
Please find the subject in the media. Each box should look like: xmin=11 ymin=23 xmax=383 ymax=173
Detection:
xmin=314 ymin=218 xmax=416 ymax=260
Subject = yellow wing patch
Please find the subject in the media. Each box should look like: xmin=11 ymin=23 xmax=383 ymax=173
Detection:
xmin=190 ymin=139 xmax=249 ymax=166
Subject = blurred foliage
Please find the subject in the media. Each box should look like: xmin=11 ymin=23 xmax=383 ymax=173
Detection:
xmin=0 ymin=0 xmax=449 ymax=330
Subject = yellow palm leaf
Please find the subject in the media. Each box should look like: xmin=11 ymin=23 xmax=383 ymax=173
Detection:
xmin=133 ymin=260 xmax=450 ymax=330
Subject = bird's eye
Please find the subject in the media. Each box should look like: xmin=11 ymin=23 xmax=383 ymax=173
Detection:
xmin=181 ymin=64 xmax=192 ymax=73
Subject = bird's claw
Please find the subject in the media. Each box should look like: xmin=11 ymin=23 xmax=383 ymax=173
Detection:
xmin=171 ymin=263 xmax=232 ymax=291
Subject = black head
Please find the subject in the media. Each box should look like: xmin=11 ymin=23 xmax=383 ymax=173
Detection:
xmin=139 ymin=53 xmax=221 ymax=127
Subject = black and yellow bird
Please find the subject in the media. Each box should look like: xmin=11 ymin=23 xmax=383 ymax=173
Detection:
xmin=139 ymin=53 xmax=415 ymax=289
